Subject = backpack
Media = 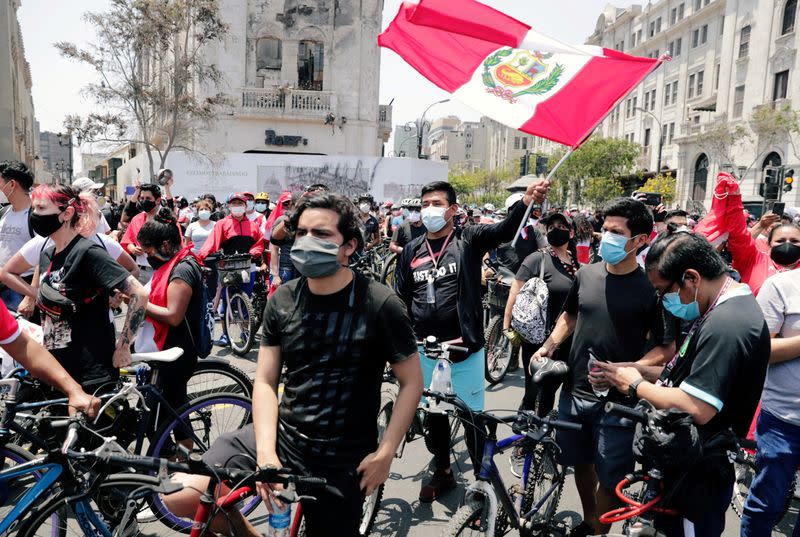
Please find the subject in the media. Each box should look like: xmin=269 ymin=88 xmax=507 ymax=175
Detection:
xmin=182 ymin=259 xmax=214 ymax=358
xmin=511 ymin=253 xmax=549 ymax=345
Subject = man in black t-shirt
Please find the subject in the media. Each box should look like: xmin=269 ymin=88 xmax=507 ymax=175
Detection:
xmin=533 ymin=197 xmax=675 ymax=536
xmin=164 ymin=193 xmax=423 ymax=537
xmin=599 ymin=232 xmax=769 ymax=537
xmin=395 ymin=178 xmax=550 ymax=502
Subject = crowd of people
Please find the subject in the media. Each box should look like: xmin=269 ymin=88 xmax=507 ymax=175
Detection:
xmin=0 ymin=157 xmax=797 ymax=537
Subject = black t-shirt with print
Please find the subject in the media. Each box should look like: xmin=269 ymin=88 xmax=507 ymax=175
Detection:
xmin=261 ymin=273 xmax=417 ymax=467
xmin=562 ymin=262 xmax=675 ymax=401
xmin=39 ymin=236 xmax=130 ymax=387
xmin=658 ymin=291 xmax=770 ymax=438
xmin=163 ymin=257 xmax=203 ymax=364
xmin=392 ymin=220 xmax=427 ymax=248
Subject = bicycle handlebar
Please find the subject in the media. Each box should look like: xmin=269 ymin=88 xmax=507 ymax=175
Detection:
xmin=605 ymin=402 xmax=647 ymax=423
xmin=514 ymin=409 xmax=583 ymax=433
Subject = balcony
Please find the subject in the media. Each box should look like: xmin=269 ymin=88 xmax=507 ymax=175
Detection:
xmin=238 ymin=87 xmax=337 ymax=119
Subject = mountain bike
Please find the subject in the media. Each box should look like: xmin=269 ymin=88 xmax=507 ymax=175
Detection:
xmin=437 ymin=390 xmax=580 ymax=536
xmin=215 ymin=253 xmax=259 ymax=356
xmin=483 ymin=259 xmax=517 ymax=384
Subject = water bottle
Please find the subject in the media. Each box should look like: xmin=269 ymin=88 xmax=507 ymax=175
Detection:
xmin=267 ymin=499 xmax=291 ymax=537
xmin=428 ymin=359 xmax=454 ymax=413
xmin=588 ymin=350 xmax=609 ymax=398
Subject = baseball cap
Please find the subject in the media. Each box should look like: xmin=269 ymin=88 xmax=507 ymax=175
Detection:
xmin=241 ymin=191 xmax=255 ymax=199
xmin=228 ymin=192 xmax=248 ymax=203
xmin=541 ymin=212 xmax=573 ymax=228
xmin=72 ymin=176 xmax=104 ymax=192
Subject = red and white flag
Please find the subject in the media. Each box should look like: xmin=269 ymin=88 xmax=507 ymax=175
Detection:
xmin=379 ymin=0 xmax=664 ymax=148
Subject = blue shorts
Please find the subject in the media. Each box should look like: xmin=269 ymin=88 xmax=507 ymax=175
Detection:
xmin=555 ymin=391 xmax=635 ymax=490
xmin=420 ymin=347 xmax=485 ymax=411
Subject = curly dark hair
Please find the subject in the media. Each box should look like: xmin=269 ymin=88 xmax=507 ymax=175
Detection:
xmin=0 ymin=160 xmax=34 ymax=190
xmin=288 ymin=192 xmax=364 ymax=252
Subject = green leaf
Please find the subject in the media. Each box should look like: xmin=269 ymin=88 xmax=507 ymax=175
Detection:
xmin=497 ymin=48 xmax=513 ymax=57
xmin=513 ymin=63 xmax=563 ymax=97
xmin=482 ymin=70 xmax=495 ymax=88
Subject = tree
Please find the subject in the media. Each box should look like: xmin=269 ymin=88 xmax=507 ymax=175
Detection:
xmin=582 ymin=176 xmax=624 ymax=208
xmin=547 ymin=136 xmax=640 ymax=205
xmin=448 ymin=167 xmax=481 ymax=197
xmin=56 ymin=0 xmax=229 ymax=181
xmin=640 ymin=172 xmax=677 ymax=204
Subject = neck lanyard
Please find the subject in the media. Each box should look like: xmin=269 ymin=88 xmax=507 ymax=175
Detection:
xmin=423 ymin=231 xmax=455 ymax=304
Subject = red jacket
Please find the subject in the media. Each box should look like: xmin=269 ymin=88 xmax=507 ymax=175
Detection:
xmin=198 ymin=215 xmax=265 ymax=260
xmin=121 ymin=211 xmax=184 ymax=253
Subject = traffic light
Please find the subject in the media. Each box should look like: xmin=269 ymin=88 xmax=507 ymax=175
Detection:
xmin=535 ymin=155 xmax=548 ymax=175
xmin=519 ymin=154 xmax=529 ymax=176
xmin=784 ymin=168 xmax=795 ymax=193
xmin=761 ymin=166 xmax=781 ymax=199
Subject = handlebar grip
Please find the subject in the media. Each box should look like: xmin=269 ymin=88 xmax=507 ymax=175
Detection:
xmin=549 ymin=419 xmax=582 ymax=432
xmin=298 ymin=476 xmax=327 ymax=488
xmin=604 ymin=402 xmax=646 ymax=423
xmin=443 ymin=344 xmax=469 ymax=354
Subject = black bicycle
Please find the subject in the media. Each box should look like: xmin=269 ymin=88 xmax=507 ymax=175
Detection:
xmin=483 ymin=259 xmax=517 ymax=384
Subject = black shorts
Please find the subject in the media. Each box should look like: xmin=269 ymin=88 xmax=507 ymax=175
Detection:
xmin=202 ymin=424 xmax=365 ymax=537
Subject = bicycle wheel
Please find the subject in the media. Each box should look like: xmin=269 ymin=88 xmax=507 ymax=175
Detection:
xmin=0 ymin=443 xmax=36 ymax=530
xmin=442 ymin=497 xmax=489 ymax=536
xmin=731 ymin=449 xmax=796 ymax=523
xmin=520 ymin=442 xmax=564 ymax=535
xmin=19 ymin=474 xmax=162 ymax=537
xmin=224 ymin=290 xmax=256 ymax=356
xmin=188 ymin=359 xmax=253 ymax=400
xmin=484 ymin=316 xmax=512 ymax=384
xmin=147 ymin=393 xmax=255 ymax=532
xmin=380 ymin=253 xmax=397 ymax=287
xmin=359 ymin=402 xmax=389 ymax=536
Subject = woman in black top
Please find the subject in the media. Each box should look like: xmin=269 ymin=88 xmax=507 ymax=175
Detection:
xmin=504 ymin=212 xmax=579 ymax=415
xmin=138 ymin=208 xmax=204 ymax=419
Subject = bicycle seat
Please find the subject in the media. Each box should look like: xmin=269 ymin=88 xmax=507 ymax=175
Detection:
xmin=495 ymin=266 xmax=516 ymax=286
xmin=529 ymin=358 xmax=569 ymax=384
xmin=130 ymin=348 xmax=185 ymax=365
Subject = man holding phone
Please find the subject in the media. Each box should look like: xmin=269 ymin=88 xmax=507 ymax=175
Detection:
xmin=532 ymin=197 xmax=675 ymax=536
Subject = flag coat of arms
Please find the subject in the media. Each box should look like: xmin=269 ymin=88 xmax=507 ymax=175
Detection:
xmin=379 ymin=0 xmax=664 ymax=148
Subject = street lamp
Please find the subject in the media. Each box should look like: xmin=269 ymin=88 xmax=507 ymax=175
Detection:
xmin=57 ymin=130 xmax=83 ymax=182
xmin=416 ymin=98 xmax=450 ymax=159
xmin=635 ymin=107 xmax=663 ymax=174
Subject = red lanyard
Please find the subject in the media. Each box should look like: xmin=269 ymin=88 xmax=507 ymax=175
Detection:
xmin=424 ymin=231 xmax=455 ymax=272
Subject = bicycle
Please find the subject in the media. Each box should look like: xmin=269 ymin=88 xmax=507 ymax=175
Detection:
xmin=215 ymin=253 xmax=259 ymax=356
xmin=482 ymin=259 xmax=517 ymax=384
xmin=436 ymin=390 xmax=580 ymax=536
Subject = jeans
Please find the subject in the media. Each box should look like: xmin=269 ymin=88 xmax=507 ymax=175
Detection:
xmin=0 ymin=287 xmax=23 ymax=311
xmin=741 ymin=410 xmax=800 ymax=537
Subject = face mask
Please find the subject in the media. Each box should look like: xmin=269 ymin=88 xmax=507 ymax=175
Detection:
xmin=30 ymin=212 xmax=64 ymax=237
xmin=290 ymin=235 xmax=343 ymax=278
xmin=408 ymin=211 xmax=421 ymax=223
xmin=770 ymin=242 xmax=800 ymax=266
xmin=402 ymin=208 xmax=410 ymax=218
xmin=359 ymin=203 xmax=370 ymax=214
xmin=255 ymin=203 xmax=267 ymax=213
xmin=137 ymin=199 xmax=157 ymax=213
xmin=230 ymin=206 xmax=246 ymax=217
xmin=0 ymin=181 xmax=12 ymax=204
xmin=147 ymin=252 xmax=171 ymax=270
xmin=198 ymin=209 xmax=212 ymax=220
xmin=421 ymin=206 xmax=448 ymax=233
xmin=599 ymin=232 xmax=633 ymax=265
xmin=547 ymin=228 xmax=571 ymax=247
xmin=662 ymin=283 xmax=701 ymax=321
xmin=246 ymin=200 xmax=255 ymax=211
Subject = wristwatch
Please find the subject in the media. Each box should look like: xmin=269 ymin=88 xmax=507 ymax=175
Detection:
xmin=628 ymin=378 xmax=644 ymax=399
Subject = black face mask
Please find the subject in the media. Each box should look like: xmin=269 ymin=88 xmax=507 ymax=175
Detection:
xmin=546 ymin=228 xmax=571 ymax=247
xmin=138 ymin=199 xmax=157 ymax=213
xmin=770 ymin=242 xmax=800 ymax=266
xmin=29 ymin=212 xmax=64 ymax=237
xmin=147 ymin=253 xmax=170 ymax=270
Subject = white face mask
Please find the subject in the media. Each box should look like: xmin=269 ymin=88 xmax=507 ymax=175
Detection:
xmin=198 ymin=209 xmax=212 ymax=220
xmin=359 ymin=203 xmax=371 ymax=214
xmin=0 ymin=182 xmax=11 ymax=204
xmin=230 ymin=206 xmax=246 ymax=217
xmin=246 ymin=200 xmax=255 ymax=211
xmin=255 ymin=202 xmax=268 ymax=213
xmin=408 ymin=211 xmax=421 ymax=223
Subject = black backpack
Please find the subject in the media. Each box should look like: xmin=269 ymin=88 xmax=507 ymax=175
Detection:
xmin=180 ymin=258 xmax=214 ymax=358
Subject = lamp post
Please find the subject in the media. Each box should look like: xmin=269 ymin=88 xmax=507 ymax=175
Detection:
xmin=57 ymin=130 xmax=83 ymax=183
xmin=635 ymin=107 xmax=663 ymax=174
xmin=416 ymin=98 xmax=450 ymax=159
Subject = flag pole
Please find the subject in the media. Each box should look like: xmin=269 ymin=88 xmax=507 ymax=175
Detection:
xmin=511 ymin=147 xmax=574 ymax=248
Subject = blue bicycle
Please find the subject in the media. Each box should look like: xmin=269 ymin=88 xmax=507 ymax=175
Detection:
xmin=429 ymin=390 xmax=581 ymax=537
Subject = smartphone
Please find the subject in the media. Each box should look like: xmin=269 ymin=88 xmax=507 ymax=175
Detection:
xmin=771 ymin=201 xmax=786 ymax=216
xmin=643 ymin=192 xmax=662 ymax=206
xmin=588 ymin=349 xmax=603 ymax=371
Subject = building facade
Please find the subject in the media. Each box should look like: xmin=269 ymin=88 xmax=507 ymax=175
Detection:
xmin=587 ymin=0 xmax=800 ymax=211
xmin=195 ymin=0 xmax=391 ymax=157
xmin=38 ymin=131 xmax=73 ymax=182
xmin=0 ymin=0 xmax=37 ymax=169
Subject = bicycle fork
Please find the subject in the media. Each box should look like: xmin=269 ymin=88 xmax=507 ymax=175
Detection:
xmin=464 ymin=480 xmax=499 ymax=536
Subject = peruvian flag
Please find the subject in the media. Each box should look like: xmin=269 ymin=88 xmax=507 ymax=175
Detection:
xmin=379 ymin=0 xmax=664 ymax=148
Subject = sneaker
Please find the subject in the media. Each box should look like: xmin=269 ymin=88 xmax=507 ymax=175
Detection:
xmin=215 ymin=334 xmax=229 ymax=347
xmin=419 ymin=469 xmax=456 ymax=503
xmin=509 ymin=446 xmax=525 ymax=478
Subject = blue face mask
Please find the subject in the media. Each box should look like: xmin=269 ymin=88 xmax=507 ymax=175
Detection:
xmin=421 ymin=206 xmax=449 ymax=233
xmin=662 ymin=284 xmax=700 ymax=321
xmin=599 ymin=232 xmax=634 ymax=265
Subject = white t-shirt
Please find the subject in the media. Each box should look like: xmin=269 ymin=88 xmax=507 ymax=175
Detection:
xmin=757 ymin=270 xmax=800 ymax=426
xmin=185 ymin=220 xmax=215 ymax=254
xmin=0 ymin=206 xmax=36 ymax=277
xmin=21 ymin=233 xmax=124 ymax=267
xmin=96 ymin=214 xmax=111 ymax=234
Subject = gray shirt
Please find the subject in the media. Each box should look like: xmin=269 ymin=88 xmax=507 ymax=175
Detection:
xmin=757 ymin=270 xmax=800 ymax=426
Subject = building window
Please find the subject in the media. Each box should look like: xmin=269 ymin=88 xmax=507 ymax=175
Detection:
xmin=514 ymin=136 xmax=520 ymax=149
xmin=739 ymin=26 xmax=751 ymax=58
xmin=649 ymin=21 xmax=656 ymax=37
xmin=631 ymin=32 xmax=637 ymax=47
xmin=733 ymin=85 xmax=745 ymax=118
xmin=644 ymin=128 xmax=651 ymax=147
xmin=719 ymin=15 xmax=725 ymax=35
xmin=688 ymin=73 xmax=696 ymax=98
xmin=694 ymin=0 xmax=702 ymax=10
xmin=670 ymin=7 xmax=677 ymax=25
xmin=672 ymin=81 xmax=678 ymax=103
xmin=692 ymin=29 xmax=699 ymax=47
xmin=522 ymin=137 xmax=528 ymax=150
xmin=297 ymin=40 xmax=324 ymax=90
xmin=774 ymin=70 xmax=789 ymax=100
xmin=668 ymin=38 xmax=682 ymax=57
xmin=678 ymin=3 xmax=685 ymax=19
xmin=256 ymin=37 xmax=282 ymax=70
xmin=701 ymin=24 xmax=708 ymax=44
xmin=656 ymin=17 xmax=662 ymax=33
xmin=714 ymin=63 xmax=720 ymax=90
xmin=638 ymin=29 xmax=643 ymax=43
xmin=696 ymin=70 xmax=704 ymax=95
xmin=676 ymin=37 xmax=682 ymax=55
xmin=668 ymin=122 xmax=676 ymax=143
xmin=664 ymin=82 xmax=672 ymax=105
xmin=783 ymin=0 xmax=797 ymax=34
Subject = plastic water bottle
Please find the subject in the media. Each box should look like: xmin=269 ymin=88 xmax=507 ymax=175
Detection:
xmin=588 ymin=350 xmax=609 ymax=398
xmin=428 ymin=359 xmax=454 ymax=413
xmin=267 ymin=500 xmax=291 ymax=537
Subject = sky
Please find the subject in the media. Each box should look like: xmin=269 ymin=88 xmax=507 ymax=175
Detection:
xmin=18 ymin=0 xmax=636 ymax=163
